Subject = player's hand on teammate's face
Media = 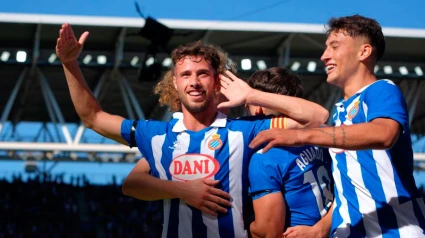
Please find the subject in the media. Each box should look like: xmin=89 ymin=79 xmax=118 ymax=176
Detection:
xmin=250 ymin=129 xmax=303 ymax=153
xmin=218 ymin=70 xmax=253 ymax=109
xmin=55 ymin=23 xmax=89 ymax=63
xmin=180 ymin=178 xmax=231 ymax=216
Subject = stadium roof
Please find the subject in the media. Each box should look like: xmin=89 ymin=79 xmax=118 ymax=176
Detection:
xmin=0 ymin=13 xmax=425 ymax=161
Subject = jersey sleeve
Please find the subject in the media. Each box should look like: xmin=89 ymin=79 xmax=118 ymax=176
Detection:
xmin=250 ymin=115 xmax=288 ymax=139
xmin=121 ymin=119 xmax=168 ymax=160
xmin=364 ymin=80 xmax=408 ymax=130
xmin=249 ymin=148 xmax=289 ymax=200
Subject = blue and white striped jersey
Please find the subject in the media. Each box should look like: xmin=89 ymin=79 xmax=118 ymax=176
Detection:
xmin=330 ymin=79 xmax=425 ymax=237
xmin=121 ymin=112 xmax=286 ymax=238
xmin=249 ymin=146 xmax=333 ymax=228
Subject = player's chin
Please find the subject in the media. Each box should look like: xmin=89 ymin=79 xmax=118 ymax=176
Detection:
xmin=186 ymin=102 xmax=209 ymax=113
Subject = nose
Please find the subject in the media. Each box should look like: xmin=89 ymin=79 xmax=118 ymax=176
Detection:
xmin=321 ymin=48 xmax=330 ymax=63
xmin=188 ymin=75 xmax=201 ymax=87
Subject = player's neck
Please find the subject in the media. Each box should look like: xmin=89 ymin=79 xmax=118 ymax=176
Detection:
xmin=342 ymin=67 xmax=376 ymax=100
xmin=181 ymin=105 xmax=218 ymax=132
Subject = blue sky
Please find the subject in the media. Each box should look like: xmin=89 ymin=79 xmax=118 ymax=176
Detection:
xmin=1 ymin=0 xmax=425 ymax=29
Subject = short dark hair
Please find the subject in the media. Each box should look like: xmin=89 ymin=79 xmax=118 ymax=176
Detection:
xmin=246 ymin=67 xmax=303 ymax=98
xmin=326 ymin=14 xmax=386 ymax=61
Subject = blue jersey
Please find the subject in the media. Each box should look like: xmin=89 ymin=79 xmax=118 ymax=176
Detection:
xmin=249 ymin=146 xmax=333 ymax=228
xmin=330 ymin=80 xmax=425 ymax=237
xmin=121 ymin=112 xmax=287 ymax=238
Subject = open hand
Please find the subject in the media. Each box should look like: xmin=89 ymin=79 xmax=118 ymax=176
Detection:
xmin=180 ymin=178 xmax=231 ymax=216
xmin=249 ymin=129 xmax=304 ymax=153
xmin=283 ymin=225 xmax=321 ymax=238
xmin=218 ymin=70 xmax=253 ymax=109
xmin=55 ymin=23 xmax=89 ymax=63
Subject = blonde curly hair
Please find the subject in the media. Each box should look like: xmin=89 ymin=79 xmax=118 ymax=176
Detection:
xmin=153 ymin=41 xmax=236 ymax=112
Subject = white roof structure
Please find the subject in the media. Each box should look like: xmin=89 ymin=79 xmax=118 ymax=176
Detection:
xmin=0 ymin=13 xmax=424 ymax=163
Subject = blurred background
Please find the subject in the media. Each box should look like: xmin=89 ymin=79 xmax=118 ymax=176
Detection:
xmin=0 ymin=0 xmax=425 ymax=237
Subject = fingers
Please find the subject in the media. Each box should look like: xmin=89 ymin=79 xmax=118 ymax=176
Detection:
xmin=56 ymin=38 xmax=61 ymax=48
xmin=66 ymin=23 xmax=75 ymax=38
xmin=224 ymin=70 xmax=238 ymax=81
xmin=203 ymin=200 xmax=228 ymax=214
xmin=249 ymin=131 xmax=270 ymax=149
xmin=283 ymin=227 xmax=295 ymax=236
xmin=64 ymin=23 xmax=71 ymax=39
xmin=262 ymin=141 xmax=275 ymax=153
xmin=217 ymin=102 xmax=230 ymax=109
xmin=202 ymin=179 xmax=219 ymax=186
xmin=219 ymin=74 xmax=233 ymax=85
xmin=199 ymin=205 xmax=217 ymax=216
xmin=79 ymin=31 xmax=90 ymax=45
xmin=59 ymin=28 xmax=66 ymax=40
xmin=208 ymin=189 xmax=231 ymax=204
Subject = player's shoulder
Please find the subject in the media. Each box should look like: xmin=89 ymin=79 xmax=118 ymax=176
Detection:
xmin=226 ymin=115 xmax=272 ymax=130
xmin=134 ymin=119 xmax=177 ymax=134
xmin=364 ymin=79 xmax=399 ymax=93
xmin=230 ymin=115 xmax=272 ymax=123
xmin=251 ymin=147 xmax=292 ymax=167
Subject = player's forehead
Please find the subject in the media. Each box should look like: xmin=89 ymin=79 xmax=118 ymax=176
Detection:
xmin=174 ymin=56 xmax=212 ymax=72
xmin=326 ymin=30 xmax=348 ymax=43
xmin=326 ymin=30 xmax=365 ymax=46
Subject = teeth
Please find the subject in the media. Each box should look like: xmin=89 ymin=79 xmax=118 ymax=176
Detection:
xmin=327 ymin=65 xmax=336 ymax=71
xmin=189 ymin=91 xmax=203 ymax=96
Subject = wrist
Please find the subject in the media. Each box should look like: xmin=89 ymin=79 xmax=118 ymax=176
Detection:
xmin=168 ymin=180 xmax=185 ymax=199
xmin=62 ymin=60 xmax=79 ymax=69
xmin=246 ymin=88 xmax=259 ymax=105
xmin=312 ymin=221 xmax=329 ymax=238
xmin=297 ymin=129 xmax=309 ymax=145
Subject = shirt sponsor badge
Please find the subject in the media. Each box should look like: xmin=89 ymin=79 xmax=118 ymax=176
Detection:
xmin=169 ymin=154 xmax=220 ymax=181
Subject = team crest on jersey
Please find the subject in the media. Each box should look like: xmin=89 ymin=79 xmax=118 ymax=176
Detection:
xmin=347 ymin=101 xmax=360 ymax=120
xmin=208 ymin=134 xmax=223 ymax=150
xmin=169 ymin=154 xmax=220 ymax=181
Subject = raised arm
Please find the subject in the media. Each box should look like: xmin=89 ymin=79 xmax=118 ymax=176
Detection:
xmin=218 ymin=71 xmax=328 ymax=128
xmin=56 ymin=23 xmax=125 ymax=144
xmin=122 ymin=158 xmax=232 ymax=216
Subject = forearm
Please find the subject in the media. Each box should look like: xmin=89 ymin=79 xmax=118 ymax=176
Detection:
xmin=250 ymin=221 xmax=281 ymax=238
xmin=301 ymin=122 xmax=397 ymax=150
xmin=313 ymin=202 xmax=333 ymax=238
xmin=247 ymin=90 xmax=328 ymax=126
xmin=122 ymin=172 xmax=182 ymax=201
xmin=62 ymin=60 xmax=102 ymax=128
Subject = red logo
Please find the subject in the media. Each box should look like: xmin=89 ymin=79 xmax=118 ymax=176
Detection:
xmin=169 ymin=154 xmax=220 ymax=181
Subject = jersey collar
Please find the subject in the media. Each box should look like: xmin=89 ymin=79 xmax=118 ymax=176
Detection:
xmin=172 ymin=111 xmax=228 ymax=133
xmin=335 ymin=79 xmax=389 ymax=107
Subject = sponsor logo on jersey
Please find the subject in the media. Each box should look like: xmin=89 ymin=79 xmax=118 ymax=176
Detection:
xmin=208 ymin=134 xmax=223 ymax=150
xmin=168 ymin=140 xmax=181 ymax=150
xmin=169 ymin=154 xmax=220 ymax=181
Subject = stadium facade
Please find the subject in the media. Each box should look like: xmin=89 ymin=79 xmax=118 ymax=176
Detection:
xmin=1 ymin=5 xmax=425 ymax=164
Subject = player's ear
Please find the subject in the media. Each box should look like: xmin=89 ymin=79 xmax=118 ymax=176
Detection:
xmin=255 ymin=107 xmax=264 ymax=115
xmin=215 ymin=73 xmax=221 ymax=91
xmin=173 ymin=75 xmax=178 ymax=90
xmin=359 ymin=43 xmax=373 ymax=61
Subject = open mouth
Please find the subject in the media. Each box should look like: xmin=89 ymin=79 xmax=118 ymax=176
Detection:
xmin=187 ymin=90 xmax=205 ymax=101
xmin=326 ymin=64 xmax=336 ymax=74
